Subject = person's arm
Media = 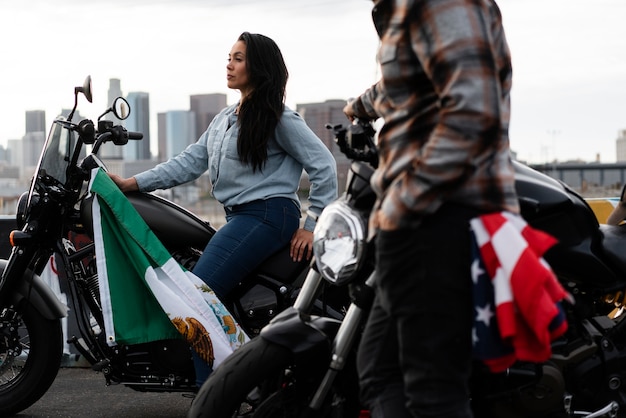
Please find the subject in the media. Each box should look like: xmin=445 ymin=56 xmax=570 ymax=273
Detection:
xmin=276 ymin=111 xmax=338 ymax=228
xmin=108 ymin=130 xmax=210 ymax=194
xmin=344 ymin=81 xmax=383 ymax=121
xmin=133 ymin=141 xmax=209 ymax=192
xmin=412 ymin=2 xmax=510 ymax=182
xmin=377 ymin=2 xmax=511 ymax=230
xmin=607 ymin=184 xmax=626 ymax=225
xmin=607 ymin=203 xmax=626 ymax=226
xmin=276 ymin=111 xmax=338 ymax=261
xmin=108 ymin=173 xmax=139 ymax=192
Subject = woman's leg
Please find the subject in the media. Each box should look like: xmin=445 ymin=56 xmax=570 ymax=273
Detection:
xmin=192 ymin=197 xmax=300 ymax=299
xmin=190 ymin=198 xmax=299 ymax=386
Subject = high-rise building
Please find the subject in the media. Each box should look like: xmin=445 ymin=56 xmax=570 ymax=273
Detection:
xmin=22 ymin=132 xmax=45 ymax=168
xmin=58 ymin=108 xmax=82 ymax=124
xmin=100 ymin=78 xmax=124 ymax=159
xmin=0 ymin=144 xmax=8 ymax=163
xmin=125 ymin=92 xmax=151 ymax=161
xmin=296 ymin=99 xmax=351 ymax=192
xmin=7 ymin=138 xmax=23 ymax=180
xmin=296 ymin=100 xmax=346 ymax=148
xmin=190 ymin=94 xmax=227 ymax=139
xmin=22 ymin=110 xmax=47 ymax=171
xmin=616 ymin=130 xmax=626 ymax=162
xmin=165 ymin=110 xmax=196 ymax=160
xmin=107 ymin=79 xmax=123 ymax=114
xmin=7 ymin=139 xmax=21 ymax=167
xmin=25 ymin=110 xmax=46 ymax=134
xmin=157 ymin=112 xmax=167 ymax=163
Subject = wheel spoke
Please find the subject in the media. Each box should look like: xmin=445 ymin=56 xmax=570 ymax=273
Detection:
xmin=0 ymin=314 xmax=29 ymax=385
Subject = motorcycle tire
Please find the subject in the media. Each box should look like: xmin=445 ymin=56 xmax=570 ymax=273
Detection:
xmin=188 ymin=336 xmax=362 ymax=418
xmin=0 ymin=299 xmax=63 ymax=416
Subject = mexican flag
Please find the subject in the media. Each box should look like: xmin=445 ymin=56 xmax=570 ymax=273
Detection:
xmin=89 ymin=167 xmax=248 ymax=368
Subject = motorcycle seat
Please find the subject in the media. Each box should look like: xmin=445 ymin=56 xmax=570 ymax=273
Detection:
xmin=255 ymin=246 xmax=309 ymax=284
xmin=598 ymin=224 xmax=626 ymax=274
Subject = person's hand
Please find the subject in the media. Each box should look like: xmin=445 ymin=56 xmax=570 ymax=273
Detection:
xmin=343 ymin=102 xmax=356 ymax=122
xmin=108 ymin=173 xmax=139 ymax=193
xmin=607 ymin=183 xmax=626 ymax=225
xmin=607 ymin=201 xmax=626 ymax=226
xmin=290 ymin=228 xmax=313 ymax=262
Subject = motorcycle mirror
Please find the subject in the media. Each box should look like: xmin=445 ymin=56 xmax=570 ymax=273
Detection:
xmin=75 ymin=75 xmax=93 ymax=103
xmin=67 ymin=75 xmax=93 ymax=122
xmin=97 ymin=96 xmax=131 ymax=122
xmin=112 ymin=97 xmax=130 ymax=120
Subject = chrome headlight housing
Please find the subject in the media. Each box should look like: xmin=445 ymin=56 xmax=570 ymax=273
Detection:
xmin=313 ymin=201 xmax=367 ymax=285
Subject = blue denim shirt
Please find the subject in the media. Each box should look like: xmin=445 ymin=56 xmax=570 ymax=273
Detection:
xmin=134 ymin=104 xmax=338 ymax=231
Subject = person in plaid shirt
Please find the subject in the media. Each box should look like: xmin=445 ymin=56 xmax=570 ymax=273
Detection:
xmin=344 ymin=1 xmax=519 ymax=416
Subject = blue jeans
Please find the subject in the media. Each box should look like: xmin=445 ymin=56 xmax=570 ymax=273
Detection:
xmin=193 ymin=197 xmax=300 ymax=299
xmin=357 ymin=203 xmax=479 ymax=417
xmin=191 ymin=197 xmax=300 ymax=386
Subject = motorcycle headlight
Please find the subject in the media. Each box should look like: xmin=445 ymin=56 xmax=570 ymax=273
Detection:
xmin=313 ymin=201 xmax=366 ymax=285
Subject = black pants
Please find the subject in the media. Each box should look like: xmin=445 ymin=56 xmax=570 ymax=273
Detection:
xmin=357 ymin=204 xmax=479 ymax=417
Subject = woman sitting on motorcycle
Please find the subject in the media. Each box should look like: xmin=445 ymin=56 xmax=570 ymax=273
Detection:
xmin=109 ymin=31 xmax=338 ymax=386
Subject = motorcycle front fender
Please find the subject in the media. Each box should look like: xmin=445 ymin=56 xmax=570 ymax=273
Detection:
xmin=260 ymin=306 xmax=341 ymax=355
xmin=0 ymin=259 xmax=68 ymax=320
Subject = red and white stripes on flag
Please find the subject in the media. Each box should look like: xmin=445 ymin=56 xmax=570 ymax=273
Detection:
xmin=470 ymin=211 xmax=569 ymax=373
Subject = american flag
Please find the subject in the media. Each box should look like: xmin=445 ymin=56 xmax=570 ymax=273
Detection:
xmin=470 ymin=212 xmax=569 ymax=373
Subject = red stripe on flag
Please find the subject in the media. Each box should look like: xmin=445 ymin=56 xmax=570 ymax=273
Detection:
xmin=471 ymin=212 xmax=569 ymax=372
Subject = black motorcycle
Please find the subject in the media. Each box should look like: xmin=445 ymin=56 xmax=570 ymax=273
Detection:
xmin=189 ymin=118 xmax=626 ymax=418
xmin=0 ymin=76 xmax=344 ymax=416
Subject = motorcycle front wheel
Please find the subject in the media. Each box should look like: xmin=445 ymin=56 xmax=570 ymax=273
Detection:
xmin=0 ymin=299 xmax=63 ymax=416
xmin=188 ymin=336 xmax=362 ymax=418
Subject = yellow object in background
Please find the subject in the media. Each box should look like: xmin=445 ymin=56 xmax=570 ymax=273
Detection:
xmin=585 ymin=198 xmax=619 ymax=224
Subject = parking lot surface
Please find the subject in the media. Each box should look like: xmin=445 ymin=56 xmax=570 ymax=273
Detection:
xmin=12 ymin=367 xmax=193 ymax=417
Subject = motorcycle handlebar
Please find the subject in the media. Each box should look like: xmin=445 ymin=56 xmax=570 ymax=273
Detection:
xmin=90 ymin=126 xmax=143 ymax=154
xmin=127 ymin=131 xmax=143 ymax=140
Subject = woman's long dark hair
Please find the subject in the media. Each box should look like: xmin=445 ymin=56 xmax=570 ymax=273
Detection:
xmin=237 ymin=32 xmax=288 ymax=172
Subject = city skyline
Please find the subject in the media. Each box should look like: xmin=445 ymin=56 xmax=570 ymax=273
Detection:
xmin=2 ymin=1 xmax=626 ymax=164
xmin=0 ymin=93 xmax=353 ymax=215
xmin=0 ymin=87 xmax=351 ymax=168
xmin=0 ymin=79 xmax=355 ymax=166
xmin=3 ymin=79 xmax=625 ymax=167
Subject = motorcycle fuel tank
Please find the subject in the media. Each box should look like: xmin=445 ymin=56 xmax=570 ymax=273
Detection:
xmin=81 ymin=191 xmax=215 ymax=253
xmin=513 ymin=161 xmax=623 ymax=289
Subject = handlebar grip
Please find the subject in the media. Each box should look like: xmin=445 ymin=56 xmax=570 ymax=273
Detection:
xmin=128 ymin=131 xmax=143 ymax=140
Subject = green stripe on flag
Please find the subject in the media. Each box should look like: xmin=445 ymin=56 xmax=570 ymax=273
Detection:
xmin=98 ymin=198 xmax=180 ymax=344
xmin=89 ymin=168 xmax=248 ymax=366
xmin=91 ymin=169 xmax=180 ymax=345
xmin=91 ymin=168 xmax=172 ymax=265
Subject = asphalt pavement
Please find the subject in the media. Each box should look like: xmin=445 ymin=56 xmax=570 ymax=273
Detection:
xmin=11 ymin=367 xmax=194 ymax=418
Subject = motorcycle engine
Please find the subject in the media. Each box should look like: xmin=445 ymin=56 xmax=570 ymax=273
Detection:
xmin=472 ymin=362 xmax=565 ymax=417
xmin=514 ymin=364 xmax=565 ymax=415
xmin=229 ymin=281 xmax=284 ymax=337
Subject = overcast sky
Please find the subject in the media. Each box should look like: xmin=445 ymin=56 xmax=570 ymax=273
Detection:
xmin=1 ymin=0 xmax=626 ymax=164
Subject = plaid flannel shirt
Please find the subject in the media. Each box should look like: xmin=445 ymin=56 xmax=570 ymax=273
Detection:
xmin=351 ymin=0 xmax=520 ymax=231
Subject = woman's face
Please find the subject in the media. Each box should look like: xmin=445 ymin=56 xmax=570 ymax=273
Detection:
xmin=226 ymin=40 xmax=251 ymax=96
